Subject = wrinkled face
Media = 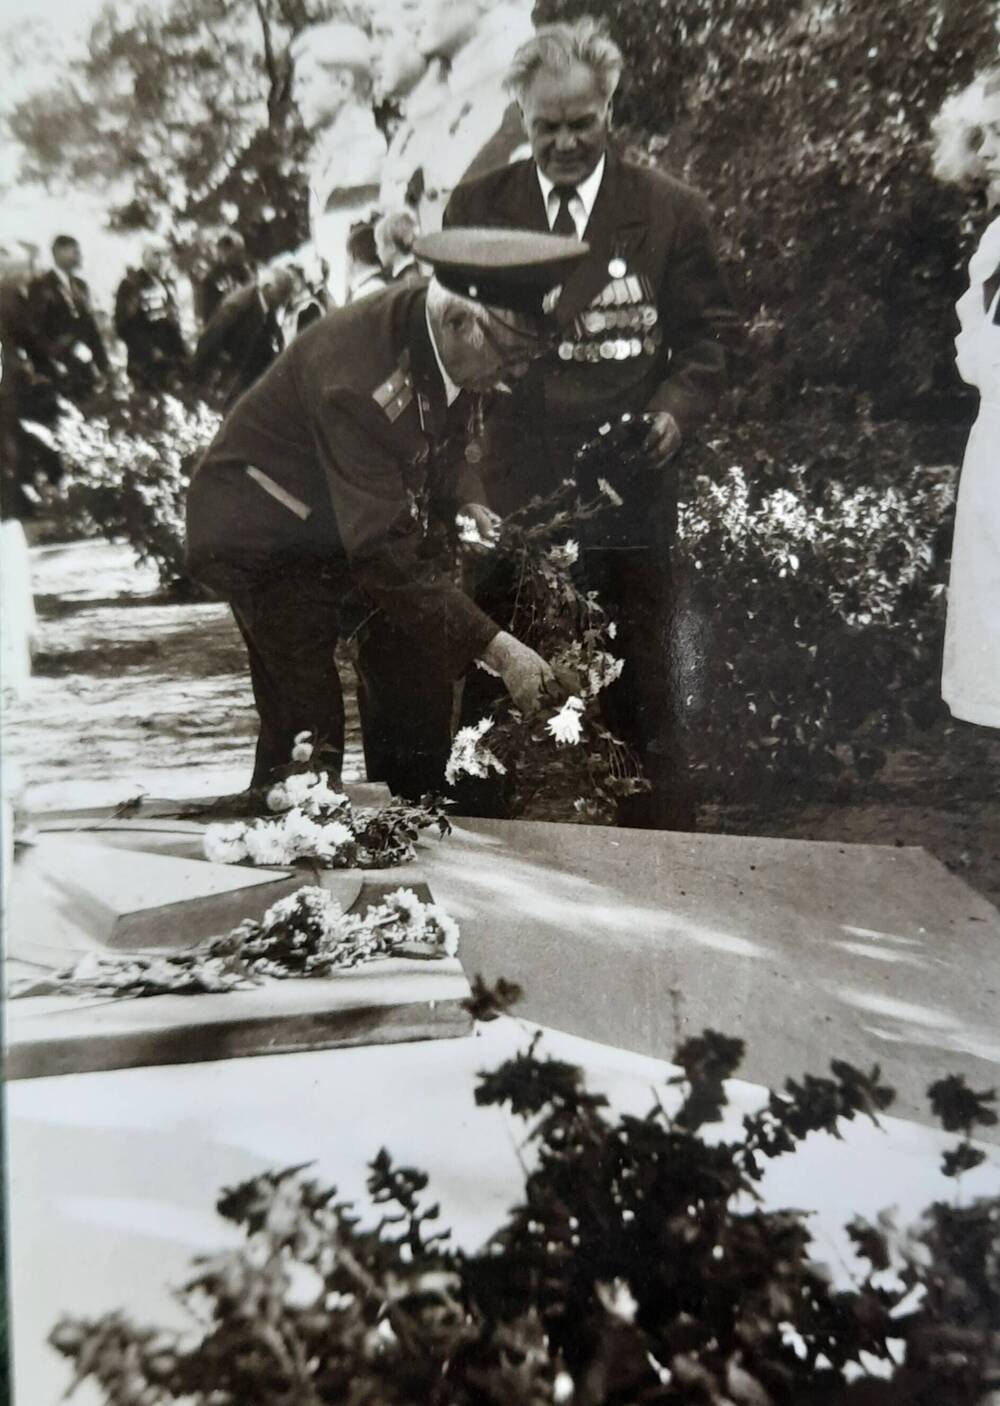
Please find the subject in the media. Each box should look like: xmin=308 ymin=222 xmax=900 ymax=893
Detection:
xmin=519 ymin=62 xmax=611 ymax=188
xmin=295 ymin=60 xmax=355 ymax=130
xmin=142 ymin=247 xmax=167 ymax=276
xmin=435 ymin=303 xmax=553 ymax=393
xmin=978 ymin=95 xmax=1000 ymax=185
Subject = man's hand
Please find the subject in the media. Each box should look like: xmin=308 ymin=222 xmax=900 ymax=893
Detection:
xmin=480 ymin=630 xmax=562 ymax=714
xmin=456 ymin=502 xmax=501 ymax=555
xmin=642 ymin=411 xmax=683 ymax=469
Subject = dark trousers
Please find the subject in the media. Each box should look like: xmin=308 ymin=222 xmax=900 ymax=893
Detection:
xmin=585 ymin=548 xmax=695 ymax=831
xmin=230 ymin=562 xmax=453 ymax=799
xmin=458 ymin=547 xmax=695 ymax=831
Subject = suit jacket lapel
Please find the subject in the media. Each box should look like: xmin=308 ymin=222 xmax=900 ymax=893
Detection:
xmin=492 ymin=162 xmax=550 ymax=233
xmin=553 ymin=152 xmax=650 ymax=329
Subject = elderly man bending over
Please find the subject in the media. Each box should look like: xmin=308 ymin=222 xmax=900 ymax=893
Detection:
xmin=185 ymin=228 xmax=585 ymax=801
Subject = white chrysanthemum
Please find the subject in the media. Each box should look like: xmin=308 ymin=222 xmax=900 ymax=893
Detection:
xmin=386 ymin=886 xmax=425 ymax=923
xmin=204 ymin=822 xmax=250 ymax=865
xmin=546 ymin=695 xmax=585 ymax=746
xmin=282 ymin=772 xmax=321 ymax=806
xmin=548 ymin=539 xmax=579 ymax=568
xmin=456 ymin=513 xmax=492 ymax=547
xmin=426 ymin=906 xmax=460 ymax=957
xmin=311 ymin=820 xmax=354 ymax=859
xmin=584 ymin=651 xmax=625 ymax=697
xmin=243 ymin=821 xmax=295 ymax=866
xmin=445 ymin=717 xmax=508 ymax=785
xmin=266 ymin=782 xmax=290 ymax=813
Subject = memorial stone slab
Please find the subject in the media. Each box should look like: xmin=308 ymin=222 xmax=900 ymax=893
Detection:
xmin=7 ymin=807 xmax=998 ymax=1133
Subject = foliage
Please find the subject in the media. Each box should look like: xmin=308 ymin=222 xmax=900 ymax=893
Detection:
xmin=11 ymin=883 xmax=459 ymax=1001
xmin=448 ymin=473 xmax=650 ymax=824
xmin=49 ymin=1013 xmax=1000 ymax=1405
xmin=672 ymin=407 xmax=960 ymax=802
xmin=536 ymin=0 xmax=1000 ymax=418
xmin=5 ymin=0 xmax=330 ymax=255
xmin=26 ymin=388 xmax=220 ymax=586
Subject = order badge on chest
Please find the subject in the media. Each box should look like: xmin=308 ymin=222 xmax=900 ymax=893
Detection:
xmin=557 ymin=255 xmax=663 ymax=365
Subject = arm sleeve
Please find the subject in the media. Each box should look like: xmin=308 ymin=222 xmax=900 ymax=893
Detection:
xmin=644 ymin=192 xmax=741 ymax=435
xmin=193 ymin=297 xmax=242 ymax=378
xmin=313 ymin=391 xmax=499 ymax=676
xmin=114 ymin=282 xmax=140 ymax=342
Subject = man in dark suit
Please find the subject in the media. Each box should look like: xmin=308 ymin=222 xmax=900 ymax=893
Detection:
xmin=443 ymin=17 xmax=739 ymax=831
xmin=114 ymin=241 xmax=188 ymax=393
xmin=193 ymin=265 xmax=295 ymax=411
xmin=185 ymin=229 xmax=584 ymax=799
xmin=198 ymin=232 xmax=256 ymax=325
xmin=1 ymin=240 xmax=62 ymax=516
xmin=28 ymin=235 xmax=110 ymax=404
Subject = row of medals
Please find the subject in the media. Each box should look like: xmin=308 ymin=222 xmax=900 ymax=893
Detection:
xmin=558 ymin=269 xmax=661 ymax=363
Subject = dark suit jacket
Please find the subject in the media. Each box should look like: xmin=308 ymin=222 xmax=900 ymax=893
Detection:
xmin=193 ymin=285 xmax=283 ymax=410
xmin=27 ymin=269 xmax=110 ymax=394
xmin=443 ymin=151 xmax=739 ymax=542
xmin=185 ymin=282 xmax=497 ymax=678
xmin=199 ymin=258 xmax=256 ymax=324
xmin=114 ymin=269 xmax=187 ymax=389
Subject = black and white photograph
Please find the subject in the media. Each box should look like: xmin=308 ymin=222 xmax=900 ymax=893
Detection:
xmin=2 ymin=1 xmax=1000 ymax=1402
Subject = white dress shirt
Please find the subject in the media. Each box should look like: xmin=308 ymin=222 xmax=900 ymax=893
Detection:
xmin=426 ymin=305 xmax=461 ymax=407
xmin=536 ymin=155 xmax=607 ymax=240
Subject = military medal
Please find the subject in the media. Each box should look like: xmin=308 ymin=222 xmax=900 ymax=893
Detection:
xmin=465 ymin=442 xmax=483 ymax=464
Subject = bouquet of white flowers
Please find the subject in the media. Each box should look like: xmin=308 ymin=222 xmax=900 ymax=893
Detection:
xmin=205 ymin=734 xmax=451 ymax=869
xmin=11 ymin=884 xmax=459 ymax=1002
xmin=447 ymin=476 xmax=648 ymax=823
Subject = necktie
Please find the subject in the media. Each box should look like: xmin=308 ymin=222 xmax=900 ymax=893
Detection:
xmin=551 ymin=185 xmax=578 ymax=238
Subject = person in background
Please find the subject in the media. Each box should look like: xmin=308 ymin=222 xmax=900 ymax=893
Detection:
xmin=184 ymin=228 xmax=584 ymax=801
xmin=27 ymin=234 xmax=110 ymax=404
xmin=114 ymin=240 xmax=188 ymax=393
xmin=198 ymin=232 xmax=256 ymax=325
xmin=443 ymin=17 xmax=738 ymax=831
xmin=374 ymin=208 xmax=422 ymax=285
xmin=345 ymin=221 xmax=389 ymax=303
xmin=0 ymin=239 xmax=62 ymax=518
xmin=275 ymin=257 xmax=329 ymax=343
xmin=935 ymin=68 xmax=1000 ymax=729
xmin=192 ymin=263 xmax=296 ymax=411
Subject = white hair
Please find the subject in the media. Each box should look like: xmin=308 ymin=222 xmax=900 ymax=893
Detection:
xmin=931 ymin=68 xmax=1000 ymax=187
xmin=426 ymin=277 xmax=488 ymax=349
xmin=505 ymin=17 xmax=623 ymax=106
xmin=374 ymin=208 xmax=419 ymax=266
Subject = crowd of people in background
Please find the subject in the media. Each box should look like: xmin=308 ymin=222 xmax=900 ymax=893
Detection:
xmin=0 ymin=207 xmax=425 ymax=515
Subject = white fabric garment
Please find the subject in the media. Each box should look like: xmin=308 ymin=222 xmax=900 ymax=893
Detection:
xmin=537 ymin=155 xmax=606 ymax=240
xmin=942 ymin=214 xmax=1000 ymax=727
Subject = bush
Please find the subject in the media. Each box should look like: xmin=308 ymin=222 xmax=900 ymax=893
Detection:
xmin=30 ymin=389 xmax=220 ymax=587
xmin=48 ymin=1008 xmax=1000 ymax=1406
xmin=674 ymin=407 xmax=958 ymax=802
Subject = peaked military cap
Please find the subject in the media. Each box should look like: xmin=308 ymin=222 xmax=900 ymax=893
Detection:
xmin=413 ymin=227 xmax=588 ymax=317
